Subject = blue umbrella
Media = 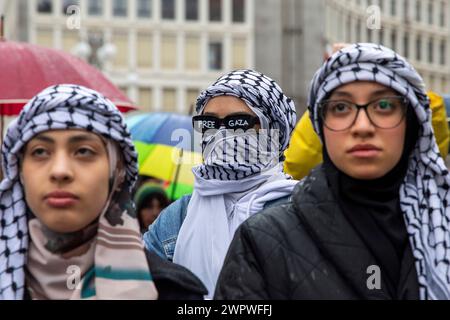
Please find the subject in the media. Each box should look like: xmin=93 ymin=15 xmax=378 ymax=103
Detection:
xmin=126 ymin=112 xmax=194 ymax=151
xmin=125 ymin=112 xmax=202 ymax=200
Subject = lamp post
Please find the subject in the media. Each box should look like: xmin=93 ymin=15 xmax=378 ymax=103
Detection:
xmin=72 ymin=34 xmax=116 ymax=71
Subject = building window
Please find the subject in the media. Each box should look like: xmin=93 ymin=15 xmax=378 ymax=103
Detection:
xmin=113 ymin=0 xmax=127 ymax=17
xmin=390 ymin=0 xmax=396 ymax=16
xmin=209 ymin=0 xmax=222 ymax=22
xmin=137 ymin=33 xmax=153 ymax=68
xmin=138 ymin=88 xmax=153 ymax=112
xmin=440 ymin=40 xmax=446 ymax=65
xmin=428 ymin=38 xmax=433 ymax=64
xmin=232 ymin=0 xmax=245 ymax=23
xmin=428 ymin=1 xmax=433 ymax=25
xmin=137 ymin=0 xmax=152 ymax=18
xmin=37 ymin=0 xmax=52 ymax=13
xmin=63 ymin=30 xmax=79 ymax=52
xmin=356 ymin=20 xmax=362 ymax=42
xmin=162 ymin=0 xmax=175 ymax=19
xmin=185 ymin=0 xmax=199 ymax=20
xmin=440 ymin=2 xmax=446 ymax=27
xmin=161 ymin=34 xmax=177 ymax=69
xmin=416 ymin=36 xmax=422 ymax=61
xmin=208 ymin=41 xmax=223 ymax=70
xmin=186 ymin=89 xmax=199 ymax=113
xmin=345 ymin=16 xmax=351 ymax=42
xmin=36 ymin=28 xmax=53 ymax=47
xmin=366 ymin=28 xmax=372 ymax=43
xmin=63 ymin=0 xmax=79 ymax=15
xmin=232 ymin=38 xmax=246 ymax=69
xmin=88 ymin=0 xmax=103 ymax=16
xmin=113 ymin=32 xmax=129 ymax=67
xmin=390 ymin=30 xmax=397 ymax=51
xmin=403 ymin=0 xmax=409 ymax=22
xmin=163 ymin=88 xmax=177 ymax=112
xmin=415 ymin=0 xmax=421 ymax=22
xmin=403 ymin=34 xmax=409 ymax=58
xmin=185 ymin=35 xmax=201 ymax=70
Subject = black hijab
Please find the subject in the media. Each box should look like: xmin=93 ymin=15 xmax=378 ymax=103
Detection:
xmin=322 ymin=106 xmax=420 ymax=298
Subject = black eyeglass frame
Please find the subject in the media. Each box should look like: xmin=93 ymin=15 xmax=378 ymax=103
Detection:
xmin=318 ymin=96 xmax=409 ymax=132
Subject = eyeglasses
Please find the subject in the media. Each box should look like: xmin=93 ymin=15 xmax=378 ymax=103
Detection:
xmin=192 ymin=114 xmax=260 ymax=133
xmin=319 ymin=96 xmax=408 ymax=131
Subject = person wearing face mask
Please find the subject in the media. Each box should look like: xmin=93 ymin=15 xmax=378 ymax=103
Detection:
xmin=0 ymin=84 xmax=207 ymax=300
xmin=143 ymin=69 xmax=298 ymax=298
xmin=215 ymin=43 xmax=450 ymax=300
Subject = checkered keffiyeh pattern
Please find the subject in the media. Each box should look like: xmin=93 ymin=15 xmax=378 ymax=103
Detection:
xmin=195 ymin=69 xmax=297 ymax=180
xmin=0 ymin=84 xmax=138 ymax=300
xmin=308 ymin=43 xmax=450 ymax=300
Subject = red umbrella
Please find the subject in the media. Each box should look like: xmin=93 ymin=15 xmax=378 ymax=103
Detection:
xmin=0 ymin=41 xmax=136 ymax=115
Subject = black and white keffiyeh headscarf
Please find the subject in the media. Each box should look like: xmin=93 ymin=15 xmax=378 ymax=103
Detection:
xmin=308 ymin=43 xmax=450 ymax=300
xmin=194 ymin=69 xmax=297 ymax=180
xmin=0 ymin=84 xmax=142 ymax=300
xmin=172 ymin=70 xmax=298 ymax=298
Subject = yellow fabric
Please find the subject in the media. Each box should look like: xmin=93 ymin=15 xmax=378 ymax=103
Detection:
xmin=428 ymin=91 xmax=450 ymax=159
xmin=283 ymin=110 xmax=323 ymax=181
xmin=284 ymin=91 xmax=450 ymax=180
xmin=140 ymin=144 xmax=202 ymax=185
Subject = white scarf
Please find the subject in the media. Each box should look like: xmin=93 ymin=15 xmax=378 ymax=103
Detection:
xmin=173 ymin=70 xmax=297 ymax=298
xmin=173 ymin=164 xmax=297 ymax=298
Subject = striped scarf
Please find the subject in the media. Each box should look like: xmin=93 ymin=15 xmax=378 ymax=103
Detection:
xmin=0 ymin=84 xmax=157 ymax=300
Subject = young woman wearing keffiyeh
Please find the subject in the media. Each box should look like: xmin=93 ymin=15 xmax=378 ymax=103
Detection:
xmin=143 ymin=69 xmax=298 ymax=298
xmin=215 ymin=43 xmax=450 ymax=300
xmin=0 ymin=84 xmax=206 ymax=300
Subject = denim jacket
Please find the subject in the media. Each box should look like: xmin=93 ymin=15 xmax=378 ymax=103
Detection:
xmin=143 ymin=194 xmax=291 ymax=261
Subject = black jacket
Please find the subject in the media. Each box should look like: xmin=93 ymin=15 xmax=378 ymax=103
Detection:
xmin=145 ymin=250 xmax=207 ymax=300
xmin=214 ymin=166 xmax=419 ymax=300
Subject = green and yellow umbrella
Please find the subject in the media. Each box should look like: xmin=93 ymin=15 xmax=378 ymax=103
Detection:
xmin=126 ymin=112 xmax=202 ymax=200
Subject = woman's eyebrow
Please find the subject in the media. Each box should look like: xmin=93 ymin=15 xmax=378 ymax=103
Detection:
xmin=331 ymin=89 xmax=396 ymax=100
xmin=369 ymin=89 xmax=397 ymax=98
xmin=68 ymin=134 xmax=102 ymax=144
xmin=32 ymin=135 xmax=54 ymax=143
xmin=330 ymin=91 xmax=353 ymax=98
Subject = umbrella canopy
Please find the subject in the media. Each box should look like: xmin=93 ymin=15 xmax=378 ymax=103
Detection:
xmin=126 ymin=112 xmax=202 ymax=200
xmin=0 ymin=41 xmax=136 ymax=115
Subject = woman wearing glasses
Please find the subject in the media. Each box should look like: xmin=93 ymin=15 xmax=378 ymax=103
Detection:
xmin=143 ymin=69 xmax=298 ymax=298
xmin=215 ymin=43 xmax=450 ymax=300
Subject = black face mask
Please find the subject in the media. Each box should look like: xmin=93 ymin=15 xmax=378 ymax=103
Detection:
xmin=321 ymin=105 xmax=420 ymax=297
